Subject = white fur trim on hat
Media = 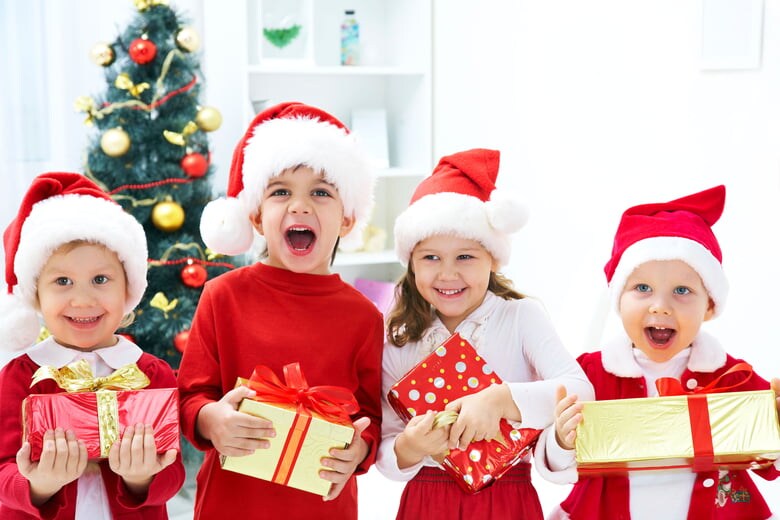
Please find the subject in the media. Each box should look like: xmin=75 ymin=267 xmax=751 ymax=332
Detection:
xmin=14 ymin=194 xmax=148 ymax=317
xmin=394 ymin=191 xmax=527 ymax=267
xmin=201 ymin=116 xmax=374 ymax=255
xmin=0 ymin=292 xmax=41 ymax=351
xmin=609 ymin=236 xmax=728 ymax=317
xmin=199 ymin=197 xmax=255 ymax=256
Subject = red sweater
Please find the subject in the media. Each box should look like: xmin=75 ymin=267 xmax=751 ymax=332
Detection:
xmin=0 ymin=352 xmax=185 ymax=519
xmin=561 ymin=350 xmax=779 ymax=520
xmin=177 ymin=263 xmax=384 ymax=520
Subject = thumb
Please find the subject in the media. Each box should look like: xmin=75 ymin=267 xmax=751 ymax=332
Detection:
xmin=352 ymin=416 xmax=371 ymax=439
xmin=158 ymin=449 xmax=178 ymax=470
xmin=221 ymin=385 xmax=256 ymax=410
xmin=555 ymin=385 xmax=567 ymax=404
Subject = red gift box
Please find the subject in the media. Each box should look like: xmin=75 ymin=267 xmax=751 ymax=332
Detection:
xmin=22 ymin=361 xmax=180 ymax=460
xmin=388 ymin=333 xmax=541 ymax=493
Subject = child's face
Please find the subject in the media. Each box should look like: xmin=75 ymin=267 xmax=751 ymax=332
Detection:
xmin=37 ymin=243 xmax=128 ymax=351
xmin=251 ymin=166 xmax=355 ymax=275
xmin=411 ymin=234 xmax=498 ymax=334
xmin=619 ymin=259 xmax=715 ymax=363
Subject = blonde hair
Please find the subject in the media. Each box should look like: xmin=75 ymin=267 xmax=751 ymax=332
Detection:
xmin=386 ymin=266 xmax=524 ymax=347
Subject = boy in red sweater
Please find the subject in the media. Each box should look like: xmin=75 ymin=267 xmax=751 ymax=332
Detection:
xmin=543 ymin=185 xmax=780 ymax=519
xmin=177 ymin=102 xmax=383 ymax=520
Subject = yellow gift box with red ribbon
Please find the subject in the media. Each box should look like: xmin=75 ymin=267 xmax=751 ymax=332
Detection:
xmin=576 ymin=364 xmax=780 ymax=475
xmin=220 ymin=363 xmax=357 ymax=496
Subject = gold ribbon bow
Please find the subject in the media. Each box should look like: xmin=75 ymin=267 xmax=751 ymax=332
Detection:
xmin=163 ymin=121 xmax=198 ymax=146
xmin=134 ymin=0 xmax=168 ymax=11
xmin=115 ymin=73 xmax=150 ymax=98
xmin=74 ymin=96 xmax=102 ymax=125
xmin=150 ymin=291 xmax=178 ymax=318
xmin=30 ymin=360 xmax=150 ymax=456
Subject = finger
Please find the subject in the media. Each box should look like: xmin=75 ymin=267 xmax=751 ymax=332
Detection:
xmin=119 ymin=424 xmax=136 ymax=468
xmin=351 ymin=417 xmax=371 ymax=439
xmin=143 ymin=425 xmax=157 ymax=464
xmin=65 ymin=430 xmax=80 ymax=474
xmin=444 ymin=397 xmax=462 ymax=413
xmin=448 ymin=419 xmax=465 ymax=450
xmin=419 ymin=410 xmax=436 ymax=431
xmin=108 ymin=435 xmax=121 ymax=471
xmin=221 ymin=386 xmax=256 ymax=410
xmin=323 ymin=481 xmax=341 ymax=502
xmin=555 ymin=385 xmax=567 ymax=404
xmin=771 ymin=378 xmax=780 ymax=396
xmin=131 ymin=424 xmax=148 ymax=466
xmin=458 ymin=424 xmax=477 ymax=450
xmin=234 ymin=413 xmax=275 ymax=431
xmin=37 ymin=430 xmax=56 ymax=470
xmin=234 ymin=423 xmax=276 ymax=440
xmin=52 ymin=429 xmax=69 ymax=473
xmin=76 ymin=440 xmax=88 ymax=475
xmin=158 ymin=449 xmax=178 ymax=470
xmin=15 ymin=442 xmax=33 ymax=475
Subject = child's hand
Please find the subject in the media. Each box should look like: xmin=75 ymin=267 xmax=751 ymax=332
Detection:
xmin=444 ymin=383 xmax=509 ymax=450
xmin=16 ymin=428 xmax=88 ymax=506
xmin=320 ymin=417 xmax=371 ymax=502
xmin=555 ymin=385 xmax=583 ymax=450
xmin=772 ymin=378 xmax=780 ymax=414
xmin=395 ymin=410 xmax=450 ymax=469
xmin=108 ymin=424 xmax=178 ymax=496
xmin=196 ymin=386 xmax=276 ymax=457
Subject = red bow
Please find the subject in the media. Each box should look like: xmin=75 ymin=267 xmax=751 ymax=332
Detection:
xmin=655 ymin=362 xmax=753 ymax=396
xmin=245 ymin=363 xmax=359 ymax=424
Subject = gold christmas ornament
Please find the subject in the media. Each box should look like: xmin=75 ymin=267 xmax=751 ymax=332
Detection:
xmin=100 ymin=127 xmax=130 ymax=157
xmin=175 ymin=26 xmax=200 ymax=53
xmin=195 ymin=106 xmax=222 ymax=132
xmin=90 ymin=42 xmax=115 ymax=66
xmin=152 ymin=200 xmax=185 ymax=232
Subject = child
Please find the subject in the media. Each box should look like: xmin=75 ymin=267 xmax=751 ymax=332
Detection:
xmin=376 ymin=148 xmax=595 ymax=520
xmin=177 ymin=102 xmax=384 ymax=520
xmin=0 ymin=172 xmax=184 ymax=519
xmin=548 ymin=185 xmax=780 ymax=519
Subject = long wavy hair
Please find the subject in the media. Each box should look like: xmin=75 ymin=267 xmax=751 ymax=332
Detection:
xmin=386 ymin=265 xmax=524 ymax=347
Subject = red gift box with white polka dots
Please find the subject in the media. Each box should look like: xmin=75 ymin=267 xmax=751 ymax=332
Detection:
xmin=388 ymin=333 xmax=541 ymax=493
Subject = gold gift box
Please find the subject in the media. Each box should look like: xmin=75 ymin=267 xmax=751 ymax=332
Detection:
xmin=576 ymin=390 xmax=780 ymax=474
xmin=220 ymin=378 xmax=354 ymax=496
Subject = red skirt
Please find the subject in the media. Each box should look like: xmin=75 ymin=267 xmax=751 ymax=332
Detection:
xmin=396 ymin=463 xmax=543 ymax=520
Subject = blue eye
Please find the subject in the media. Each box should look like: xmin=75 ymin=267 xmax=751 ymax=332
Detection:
xmin=270 ymin=188 xmax=290 ymax=197
xmin=55 ymin=277 xmax=72 ymax=286
xmin=422 ymin=254 xmax=439 ymax=261
xmin=457 ymin=254 xmax=474 ymax=260
xmin=94 ymin=275 xmax=109 ymax=285
xmin=674 ymin=286 xmax=690 ymax=295
xmin=312 ymin=188 xmax=332 ymax=197
xmin=635 ymin=283 xmax=651 ymax=293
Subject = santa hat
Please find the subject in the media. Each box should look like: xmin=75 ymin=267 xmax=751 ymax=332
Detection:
xmin=394 ymin=148 xmax=528 ymax=267
xmin=200 ymin=101 xmax=374 ymax=255
xmin=604 ymin=185 xmax=728 ymax=316
xmin=1 ymin=172 xmax=148 ymax=351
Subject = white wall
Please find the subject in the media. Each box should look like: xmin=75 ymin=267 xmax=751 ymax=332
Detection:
xmin=433 ymin=0 xmax=780 ymax=514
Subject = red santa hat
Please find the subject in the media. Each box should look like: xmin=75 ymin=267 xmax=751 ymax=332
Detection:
xmin=200 ymin=101 xmax=374 ymax=255
xmin=1 ymin=172 xmax=148 ymax=351
xmin=394 ymin=148 xmax=528 ymax=267
xmin=604 ymin=184 xmax=728 ymax=316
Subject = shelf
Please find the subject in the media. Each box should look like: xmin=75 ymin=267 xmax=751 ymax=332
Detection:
xmin=333 ymin=249 xmax=398 ymax=267
xmin=247 ymin=64 xmax=427 ymax=76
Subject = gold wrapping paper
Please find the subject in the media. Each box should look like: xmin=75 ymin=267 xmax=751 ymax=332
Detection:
xmin=220 ymin=384 xmax=354 ymax=496
xmin=576 ymin=390 xmax=780 ymax=474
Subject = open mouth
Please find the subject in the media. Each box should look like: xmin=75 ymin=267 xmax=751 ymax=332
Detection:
xmin=645 ymin=326 xmax=675 ymax=346
xmin=285 ymin=226 xmax=316 ymax=252
xmin=436 ymin=288 xmax=464 ymax=296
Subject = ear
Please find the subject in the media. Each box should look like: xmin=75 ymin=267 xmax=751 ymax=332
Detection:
xmin=339 ymin=213 xmax=356 ymax=238
xmin=702 ymin=297 xmax=716 ymax=322
xmin=250 ymin=210 xmax=264 ymax=236
xmin=490 ymin=255 xmax=500 ymax=273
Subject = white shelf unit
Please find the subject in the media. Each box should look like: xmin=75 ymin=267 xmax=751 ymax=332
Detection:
xmin=242 ymin=0 xmax=433 ymax=283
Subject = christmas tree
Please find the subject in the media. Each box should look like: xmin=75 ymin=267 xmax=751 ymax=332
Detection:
xmin=76 ymin=0 xmax=242 ymax=479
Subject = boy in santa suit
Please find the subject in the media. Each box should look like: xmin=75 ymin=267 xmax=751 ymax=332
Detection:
xmin=540 ymin=185 xmax=780 ymax=519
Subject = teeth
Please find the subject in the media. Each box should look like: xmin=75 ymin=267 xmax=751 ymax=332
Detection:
xmin=289 ymin=227 xmax=308 ymax=232
xmin=438 ymin=289 xmax=462 ymax=295
xmin=71 ymin=317 xmax=98 ymax=323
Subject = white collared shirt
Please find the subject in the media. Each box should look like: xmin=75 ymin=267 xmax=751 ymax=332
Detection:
xmin=27 ymin=335 xmax=143 ymax=520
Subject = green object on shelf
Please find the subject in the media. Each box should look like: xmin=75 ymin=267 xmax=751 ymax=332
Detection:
xmin=263 ymin=25 xmax=301 ymax=49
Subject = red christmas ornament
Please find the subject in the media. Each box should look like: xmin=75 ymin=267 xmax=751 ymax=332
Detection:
xmin=129 ymin=37 xmax=157 ymax=64
xmin=174 ymin=329 xmax=190 ymax=353
xmin=181 ymin=263 xmax=208 ymax=288
xmin=181 ymin=152 xmax=209 ymax=178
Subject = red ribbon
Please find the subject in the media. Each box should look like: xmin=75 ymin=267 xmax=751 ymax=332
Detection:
xmin=655 ymin=362 xmax=753 ymax=472
xmin=245 ymin=363 xmax=359 ymax=424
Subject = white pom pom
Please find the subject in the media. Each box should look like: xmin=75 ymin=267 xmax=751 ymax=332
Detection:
xmin=486 ymin=189 xmax=529 ymax=234
xmin=199 ymin=197 xmax=254 ymax=256
xmin=0 ymin=294 xmax=40 ymax=351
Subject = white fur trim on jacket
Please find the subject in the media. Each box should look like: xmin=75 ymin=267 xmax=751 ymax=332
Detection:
xmin=601 ymin=330 xmax=727 ymax=378
xmin=14 ymin=194 xmax=148 ymax=315
xmin=394 ymin=191 xmax=527 ymax=267
xmin=201 ymin=116 xmax=375 ymax=256
xmin=609 ymin=236 xmax=729 ymax=317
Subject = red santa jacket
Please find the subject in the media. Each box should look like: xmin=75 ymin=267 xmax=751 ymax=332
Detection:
xmin=560 ymin=332 xmax=779 ymax=520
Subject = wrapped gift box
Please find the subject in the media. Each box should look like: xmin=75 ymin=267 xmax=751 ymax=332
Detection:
xmin=387 ymin=333 xmax=541 ymax=493
xmin=576 ymin=390 xmax=780 ymax=475
xmin=220 ymin=364 xmax=357 ymax=497
xmin=22 ymin=387 xmax=180 ymax=461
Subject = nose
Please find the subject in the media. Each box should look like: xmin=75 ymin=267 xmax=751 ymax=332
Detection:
xmin=437 ymin=261 xmax=459 ymax=281
xmin=288 ymin=195 xmax=312 ymax=214
xmin=70 ymin=285 xmax=97 ymax=307
xmin=648 ymin=295 xmax=671 ymax=315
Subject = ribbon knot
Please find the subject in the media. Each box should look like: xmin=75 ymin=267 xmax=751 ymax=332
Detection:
xmin=245 ymin=363 xmax=359 ymax=424
xmin=655 ymin=362 xmax=753 ymax=397
xmin=31 ymin=359 xmax=151 ymax=392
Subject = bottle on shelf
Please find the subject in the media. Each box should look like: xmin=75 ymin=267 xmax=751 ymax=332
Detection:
xmin=340 ymin=9 xmax=359 ymax=66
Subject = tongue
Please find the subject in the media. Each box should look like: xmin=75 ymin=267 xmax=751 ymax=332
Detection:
xmin=648 ymin=328 xmax=674 ymax=344
xmin=287 ymin=230 xmax=315 ymax=250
